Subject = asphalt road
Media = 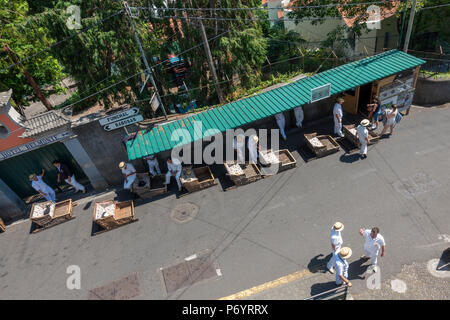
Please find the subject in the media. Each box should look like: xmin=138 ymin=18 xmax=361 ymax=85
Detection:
xmin=0 ymin=104 xmax=449 ymax=300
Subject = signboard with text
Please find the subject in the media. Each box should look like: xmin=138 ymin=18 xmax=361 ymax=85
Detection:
xmin=103 ymin=115 xmax=144 ymax=131
xmin=99 ymin=107 xmax=140 ymax=126
xmin=0 ymin=131 xmax=71 ymax=161
xmin=311 ymin=83 xmax=331 ymax=103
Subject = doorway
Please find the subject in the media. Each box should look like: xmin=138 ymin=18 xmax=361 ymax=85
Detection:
xmin=0 ymin=142 xmax=89 ymax=199
xmin=358 ymin=83 xmax=373 ymax=116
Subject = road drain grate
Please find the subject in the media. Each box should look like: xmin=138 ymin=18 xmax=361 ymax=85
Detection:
xmin=88 ymin=273 xmax=140 ymax=300
xmin=170 ymin=202 xmax=199 ymax=224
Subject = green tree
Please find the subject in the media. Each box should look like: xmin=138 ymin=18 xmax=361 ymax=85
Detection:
xmin=0 ymin=0 xmax=65 ymax=107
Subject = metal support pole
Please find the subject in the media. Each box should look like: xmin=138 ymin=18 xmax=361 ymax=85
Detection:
xmin=403 ymin=0 xmax=418 ymax=53
xmin=123 ymin=1 xmax=168 ymax=119
xmin=199 ymin=19 xmax=225 ymax=104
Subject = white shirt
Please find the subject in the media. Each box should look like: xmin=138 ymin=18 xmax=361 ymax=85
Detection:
xmin=335 ymin=254 xmax=349 ymax=281
xmin=333 ymin=103 xmax=343 ymax=120
xmin=356 ymin=125 xmax=369 ymax=144
xmin=248 ymin=136 xmax=258 ymax=150
xmin=167 ymin=159 xmax=181 ymax=173
xmin=330 ymin=227 xmax=343 ymax=250
xmin=274 ymin=113 xmax=285 ymax=121
xmin=31 ymin=176 xmax=50 ymax=193
xmin=121 ymin=163 xmax=136 ymax=176
xmin=363 ymin=229 xmax=386 ymax=254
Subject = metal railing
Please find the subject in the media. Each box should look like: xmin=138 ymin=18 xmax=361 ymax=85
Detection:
xmin=304 ymin=285 xmax=349 ymax=300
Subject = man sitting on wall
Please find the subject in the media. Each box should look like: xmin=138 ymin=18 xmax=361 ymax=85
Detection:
xmin=164 ymin=156 xmax=182 ymax=192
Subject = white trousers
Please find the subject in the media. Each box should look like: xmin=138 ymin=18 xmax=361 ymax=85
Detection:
xmin=165 ymin=171 xmax=181 ymax=189
xmin=327 ymin=245 xmax=341 ymax=270
xmin=334 ymin=120 xmax=343 ymax=136
xmin=294 ymin=107 xmax=304 ymax=128
xmin=276 ymin=118 xmax=286 ymax=139
xmin=236 ymin=147 xmax=245 ymax=163
xmin=65 ymin=175 xmax=85 ymax=192
xmin=147 ymin=159 xmax=161 ymax=176
xmin=249 ymin=146 xmax=258 ymax=164
xmin=43 ymin=187 xmax=56 ymax=203
xmin=123 ymin=173 xmax=136 ymax=190
xmin=359 ymin=142 xmax=368 ymax=155
xmin=364 ymin=249 xmax=379 ymax=266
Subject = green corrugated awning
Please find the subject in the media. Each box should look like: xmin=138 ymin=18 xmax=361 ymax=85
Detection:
xmin=127 ymin=49 xmax=425 ymax=160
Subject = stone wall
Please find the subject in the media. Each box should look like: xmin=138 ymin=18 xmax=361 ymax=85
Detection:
xmin=414 ymin=77 xmax=450 ymax=106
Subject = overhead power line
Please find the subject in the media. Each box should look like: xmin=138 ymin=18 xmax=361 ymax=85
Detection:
xmin=1 ymin=9 xmax=124 ymax=73
xmin=143 ymin=1 xmax=399 ymax=11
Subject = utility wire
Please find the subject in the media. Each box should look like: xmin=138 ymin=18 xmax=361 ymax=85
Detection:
xmin=0 ymin=9 xmax=124 ymax=73
xmin=143 ymin=1 xmax=400 ymax=11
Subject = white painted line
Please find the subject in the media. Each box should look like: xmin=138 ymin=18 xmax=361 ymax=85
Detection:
xmin=185 ymin=254 xmax=197 ymax=261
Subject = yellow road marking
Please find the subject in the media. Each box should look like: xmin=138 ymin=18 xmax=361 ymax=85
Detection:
xmin=219 ymin=269 xmax=313 ymax=300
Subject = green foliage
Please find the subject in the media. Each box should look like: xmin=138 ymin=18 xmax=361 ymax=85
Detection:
xmin=0 ymin=0 xmax=66 ymax=105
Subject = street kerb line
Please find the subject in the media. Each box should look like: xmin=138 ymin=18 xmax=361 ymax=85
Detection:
xmin=218 ymin=269 xmax=313 ymax=300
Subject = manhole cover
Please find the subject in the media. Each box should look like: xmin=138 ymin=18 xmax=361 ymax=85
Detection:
xmin=427 ymin=248 xmax=450 ymax=278
xmin=160 ymin=250 xmax=221 ymax=295
xmin=88 ymin=273 xmax=140 ymax=300
xmin=170 ymin=202 xmax=199 ymax=224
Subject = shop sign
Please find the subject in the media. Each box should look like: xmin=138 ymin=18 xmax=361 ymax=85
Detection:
xmin=0 ymin=131 xmax=71 ymax=161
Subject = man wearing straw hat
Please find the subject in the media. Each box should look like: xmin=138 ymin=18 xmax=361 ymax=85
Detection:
xmin=334 ymin=247 xmax=353 ymax=287
xmin=333 ymin=97 xmax=345 ymax=138
xmin=29 ymin=169 xmax=56 ymax=203
xmin=248 ymin=134 xmax=260 ymax=164
xmin=357 ymin=119 xmax=370 ymax=159
xmin=327 ymin=222 xmax=344 ymax=274
xmin=119 ymin=161 xmax=136 ymax=190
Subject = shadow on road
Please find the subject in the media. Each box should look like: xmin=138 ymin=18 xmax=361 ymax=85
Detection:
xmin=348 ymin=258 xmax=370 ymax=281
xmin=310 ymin=281 xmax=339 ymax=297
xmin=339 ymin=153 xmax=361 ymax=163
xmin=307 ymin=253 xmax=332 ymax=273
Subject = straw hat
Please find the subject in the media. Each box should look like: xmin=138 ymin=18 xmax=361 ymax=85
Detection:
xmin=119 ymin=161 xmax=126 ymax=169
xmin=252 ymin=135 xmax=259 ymax=143
xmin=333 ymin=222 xmax=344 ymax=232
xmin=337 ymin=97 xmax=344 ymax=103
xmin=29 ymin=174 xmax=36 ymax=181
xmin=339 ymin=247 xmax=352 ymax=259
xmin=361 ymin=119 xmax=370 ymax=127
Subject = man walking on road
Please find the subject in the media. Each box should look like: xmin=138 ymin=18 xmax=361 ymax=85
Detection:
xmin=334 ymin=247 xmax=352 ymax=287
xmin=360 ymin=227 xmax=386 ymax=273
xmin=333 ymin=98 xmax=344 ymax=137
xmin=356 ymin=119 xmax=370 ymax=159
xmin=52 ymin=160 xmax=86 ymax=193
xmin=327 ymin=222 xmax=344 ymax=274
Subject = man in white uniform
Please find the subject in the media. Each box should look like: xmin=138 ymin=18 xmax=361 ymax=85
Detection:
xmin=294 ymin=106 xmax=304 ymax=128
xmin=327 ymin=222 xmax=344 ymax=274
xmin=164 ymin=157 xmax=182 ymax=191
xmin=144 ymin=154 xmax=161 ymax=176
xmin=359 ymin=227 xmax=386 ymax=272
xmin=334 ymin=247 xmax=352 ymax=287
xmin=30 ymin=170 xmax=56 ymax=203
xmin=248 ymin=134 xmax=259 ymax=164
xmin=119 ymin=161 xmax=136 ymax=190
xmin=356 ymin=119 xmax=370 ymax=159
xmin=233 ymin=134 xmax=246 ymax=163
xmin=274 ymin=112 xmax=287 ymax=140
xmin=333 ymin=98 xmax=344 ymax=137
